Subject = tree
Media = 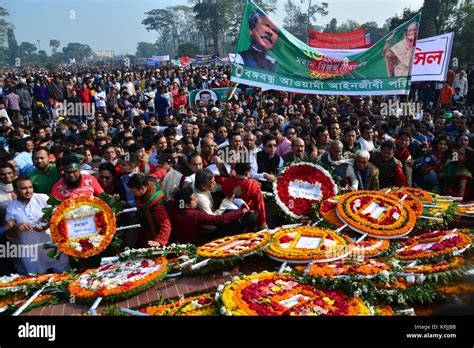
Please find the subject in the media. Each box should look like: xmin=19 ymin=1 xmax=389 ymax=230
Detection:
xmin=136 ymin=42 xmax=157 ymax=58
xmin=62 ymin=42 xmax=92 ymax=62
xmin=324 ymin=18 xmax=337 ymax=33
xmin=336 ymin=20 xmax=360 ymax=33
xmin=387 ymin=7 xmax=419 ymax=31
xmin=176 ymin=42 xmax=199 ymax=58
xmin=142 ymin=9 xmax=174 ymax=54
xmin=7 ymin=28 xmax=18 ymax=65
xmin=283 ymin=0 xmax=328 ymax=42
xmin=18 ymin=41 xmax=37 ymax=61
xmin=450 ymin=1 xmax=473 ymax=65
xmin=37 ymin=50 xmax=48 ymax=64
xmin=361 ymin=21 xmax=388 ymax=43
xmin=418 ymin=0 xmax=461 ymax=37
xmin=49 ymin=39 xmax=60 ymax=55
xmin=0 ymin=7 xmax=13 ymax=49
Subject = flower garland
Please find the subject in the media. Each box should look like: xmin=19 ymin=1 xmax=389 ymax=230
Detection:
xmin=217 ymin=272 xmax=371 ymax=316
xmin=402 ymin=257 xmax=465 ymax=274
xmin=0 ymin=293 xmax=58 ymax=314
xmin=266 ymin=226 xmax=354 ymax=262
xmin=350 ymin=238 xmax=391 ymax=258
xmin=274 ymin=162 xmax=337 ymax=219
xmin=336 ymin=190 xmax=416 ymax=238
xmin=196 ymin=232 xmax=271 ymax=259
xmin=437 ymin=283 xmax=474 ymax=297
xmin=0 ymin=273 xmax=73 ymax=290
xmin=387 ymin=191 xmax=423 ymax=218
xmin=374 ymin=304 xmax=395 ymax=316
xmin=50 ymin=196 xmax=116 ymax=258
xmin=456 ymin=204 xmax=474 ymax=217
xmin=139 ymin=293 xmax=218 ymax=316
xmin=68 ymin=257 xmax=168 ymax=303
xmin=319 ymin=197 xmax=344 ymax=227
xmin=395 ymin=230 xmax=472 ymax=260
xmin=294 ymin=259 xmax=390 ymax=279
xmin=390 ymin=187 xmax=433 ymax=203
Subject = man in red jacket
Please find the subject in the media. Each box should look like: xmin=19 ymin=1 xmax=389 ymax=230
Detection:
xmin=221 ymin=162 xmax=266 ymax=229
xmin=127 ymin=174 xmax=171 ymax=248
xmin=169 ymin=187 xmax=247 ymax=246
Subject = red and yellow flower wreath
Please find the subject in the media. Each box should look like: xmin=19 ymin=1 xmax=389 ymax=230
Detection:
xmin=274 ymin=162 xmax=337 ymax=219
xmin=0 ymin=273 xmax=73 ymax=289
xmin=266 ymin=226 xmax=354 ymax=262
xmin=387 ymin=187 xmax=433 ymax=203
xmin=219 ymin=272 xmax=371 ymax=316
xmin=196 ymin=232 xmax=271 ymax=258
xmin=350 ymin=238 xmax=390 ymax=258
xmin=319 ymin=197 xmax=344 ymax=227
xmin=68 ymin=257 xmax=168 ymax=302
xmin=403 ymin=257 xmax=464 ymax=274
xmin=336 ymin=190 xmax=416 ymax=238
xmin=294 ymin=258 xmax=390 ymax=278
xmin=387 ymin=191 xmax=423 ymax=218
xmin=395 ymin=230 xmax=472 ymax=260
xmin=50 ymin=195 xmax=116 ymax=258
xmin=139 ymin=293 xmax=217 ymax=316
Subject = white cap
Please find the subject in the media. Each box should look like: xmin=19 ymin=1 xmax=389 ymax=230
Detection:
xmin=210 ymin=107 xmax=220 ymax=113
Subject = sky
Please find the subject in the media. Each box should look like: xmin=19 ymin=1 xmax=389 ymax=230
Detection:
xmin=3 ymin=0 xmax=424 ymax=55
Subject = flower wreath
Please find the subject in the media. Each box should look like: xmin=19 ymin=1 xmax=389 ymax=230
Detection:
xmin=274 ymin=162 xmax=337 ymax=219
xmin=0 ymin=293 xmax=57 ymax=314
xmin=266 ymin=226 xmax=354 ymax=262
xmin=294 ymin=258 xmax=390 ymax=279
xmin=395 ymin=230 xmax=472 ymax=260
xmin=196 ymin=232 xmax=271 ymax=259
xmin=402 ymin=257 xmax=465 ymax=274
xmin=388 ymin=187 xmax=433 ymax=203
xmin=139 ymin=293 xmax=218 ymax=316
xmin=68 ymin=257 xmax=168 ymax=303
xmin=350 ymin=238 xmax=391 ymax=258
xmin=50 ymin=195 xmax=116 ymax=258
xmin=319 ymin=197 xmax=344 ymax=227
xmin=217 ymin=271 xmax=371 ymax=316
xmin=336 ymin=190 xmax=416 ymax=238
xmin=0 ymin=273 xmax=73 ymax=291
xmin=387 ymin=191 xmax=423 ymax=218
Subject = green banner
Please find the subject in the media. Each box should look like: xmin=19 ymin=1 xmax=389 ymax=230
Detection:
xmin=188 ymin=88 xmax=241 ymax=108
xmin=232 ymin=1 xmax=421 ymax=95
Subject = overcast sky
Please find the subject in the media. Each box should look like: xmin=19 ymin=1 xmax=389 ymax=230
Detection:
xmin=3 ymin=0 xmax=424 ymax=55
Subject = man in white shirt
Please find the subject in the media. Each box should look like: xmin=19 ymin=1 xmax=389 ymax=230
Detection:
xmin=357 ymin=124 xmax=376 ymax=153
xmin=453 ymin=71 xmax=469 ymax=97
xmin=123 ymin=76 xmax=135 ymax=96
xmin=94 ymin=85 xmax=107 ymax=110
xmin=5 ymin=177 xmax=70 ymax=274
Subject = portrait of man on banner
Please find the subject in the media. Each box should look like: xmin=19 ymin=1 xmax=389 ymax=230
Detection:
xmin=383 ymin=22 xmax=419 ymax=77
xmin=196 ymin=89 xmax=218 ymax=107
xmin=235 ymin=12 xmax=279 ymax=72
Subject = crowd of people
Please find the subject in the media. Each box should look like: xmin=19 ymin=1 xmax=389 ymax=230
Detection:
xmin=0 ymin=62 xmax=473 ymax=275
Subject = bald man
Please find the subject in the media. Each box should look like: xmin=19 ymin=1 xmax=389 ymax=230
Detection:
xmin=319 ymin=140 xmax=358 ymax=190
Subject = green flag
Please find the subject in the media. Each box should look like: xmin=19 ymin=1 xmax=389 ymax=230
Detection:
xmin=232 ymin=0 xmax=421 ymax=95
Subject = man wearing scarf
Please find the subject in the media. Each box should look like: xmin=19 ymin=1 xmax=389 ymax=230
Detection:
xmin=127 ymin=174 xmax=171 ymax=248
